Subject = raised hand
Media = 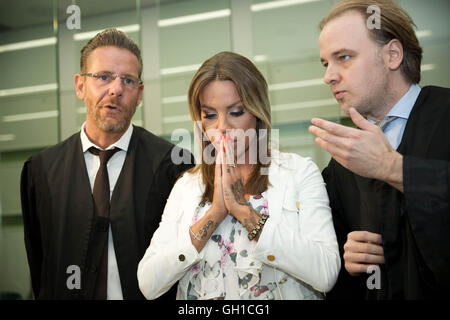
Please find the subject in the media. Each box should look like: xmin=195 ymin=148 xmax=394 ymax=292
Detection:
xmin=221 ymin=133 xmax=248 ymax=214
xmin=209 ymin=135 xmax=229 ymax=218
xmin=189 ymin=135 xmax=229 ymax=252
xmin=308 ymin=107 xmax=403 ymax=192
xmin=220 ymin=133 xmax=263 ymax=240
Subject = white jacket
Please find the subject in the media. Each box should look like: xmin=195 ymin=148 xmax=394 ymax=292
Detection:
xmin=138 ymin=150 xmax=340 ymax=299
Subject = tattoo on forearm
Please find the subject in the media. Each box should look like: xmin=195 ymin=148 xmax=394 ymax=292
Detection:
xmin=243 ymin=206 xmax=260 ymax=232
xmin=198 ymin=220 xmax=215 ymax=240
xmin=231 ymin=179 xmax=247 ymax=205
xmin=224 ymin=187 xmax=231 ymax=200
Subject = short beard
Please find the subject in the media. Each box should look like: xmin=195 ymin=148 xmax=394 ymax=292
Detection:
xmin=353 ymin=53 xmax=394 ymax=120
xmin=96 ymin=117 xmax=128 ymax=132
xmin=87 ymin=105 xmax=136 ymax=133
xmin=357 ymin=79 xmax=391 ymax=119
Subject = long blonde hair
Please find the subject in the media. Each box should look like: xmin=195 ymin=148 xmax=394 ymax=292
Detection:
xmin=187 ymin=51 xmax=272 ymax=203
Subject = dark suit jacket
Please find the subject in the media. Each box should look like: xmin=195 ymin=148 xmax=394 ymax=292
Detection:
xmin=20 ymin=126 xmax=194 ymax=299
xmin=324 ymin=86 xmax=450 ymax=299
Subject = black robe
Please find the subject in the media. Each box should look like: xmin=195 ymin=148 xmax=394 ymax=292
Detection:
xmin=20 ymin=126 xmax=194 ymax=299
xmin=324 ymin=86 xmax=450 ymax=299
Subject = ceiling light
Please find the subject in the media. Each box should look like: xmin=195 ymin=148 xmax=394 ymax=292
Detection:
xmin=73 ymin=24 xmax=140 ymax=41
xmin=158 ymin=9 xmax=231 ymax=27
xmin=0 ymin=134 xmax=15 ymax=142
xmin=0 ymin=37 xmax=56 ymax=53
xmin=0 ymin=83 xmax=57 ymax=97
xmin=271 ymin=98 xmax=336 ymax=111
xmin=251 ymin=0 xmax=321 ymax=12
xmin=416 ymin=30 xmax=432 ymax=38
xmin=160 ymin=64 xmax=201 ymax=75
xmin=421 ymin=63 xmax=435 ymax=71
xmin=269 ymin=78 xmax=324 ymax=91
xmin=2 ymin=110 xmax=58 ymax=122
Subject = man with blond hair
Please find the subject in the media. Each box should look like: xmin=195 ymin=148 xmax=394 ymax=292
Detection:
xmin=310 ymin=0 xmax=450 ymax=299
xmin=20 ymin=29 xmax=193 ymax=299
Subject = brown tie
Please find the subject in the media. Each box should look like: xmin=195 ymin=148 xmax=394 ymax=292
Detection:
xmin=88 ymin=147 xmax=120 ymax=299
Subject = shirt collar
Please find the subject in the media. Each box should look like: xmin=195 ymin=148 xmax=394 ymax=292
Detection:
xmin=385 ymin=83 xmax=421 ymax=120
xmin=80 ymin=122 xmax=134 ymax=152
xmin=367 ymin=84 xmax=421 ymax=124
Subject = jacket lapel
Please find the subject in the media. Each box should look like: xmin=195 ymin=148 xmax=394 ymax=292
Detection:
xmin=182 ymin=173 xmax=204 ymax=226
xmin=266 ymin=152 xmax=289 ymax=223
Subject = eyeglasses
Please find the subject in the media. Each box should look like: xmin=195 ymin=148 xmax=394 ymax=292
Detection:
xmin=81 ymin=72 xmax=142 ymax=89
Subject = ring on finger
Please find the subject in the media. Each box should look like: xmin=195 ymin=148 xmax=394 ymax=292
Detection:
xmin=228 ymin=163 xmax=236 ymax=168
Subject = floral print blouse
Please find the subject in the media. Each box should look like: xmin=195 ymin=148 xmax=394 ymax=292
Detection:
xmin=182 ymin=192 xmax=282 ymax=300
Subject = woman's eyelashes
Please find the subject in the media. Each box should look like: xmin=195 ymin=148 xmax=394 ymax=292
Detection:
xmin=203 ymin=112 xmax=216 ymax=119
xmin=230 ymin=110 xmax=244 ymax=117
xmin=202 ymin=109 xmax=245 ymax=120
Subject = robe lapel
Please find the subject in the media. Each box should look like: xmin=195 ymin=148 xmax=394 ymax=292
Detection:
xmin=379 ymin=87 xmax=445 ymax=299
xmin=398 ymin=87 xmax=444 ymax=156
xmin=52 ymin=134 xmax=95 ymax=298
xmin=59 ymin=134 xmax=94 ymax=231
xmin=108 ymin=128 xmax=147 ymax=299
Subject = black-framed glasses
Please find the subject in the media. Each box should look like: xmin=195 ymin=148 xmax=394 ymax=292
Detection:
xmin=81 ymin=72 xmax=142 ymax=89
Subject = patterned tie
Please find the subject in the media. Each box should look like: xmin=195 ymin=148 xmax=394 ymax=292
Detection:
xmin=376 ymin=116 xmax=398 ymax=132
xmin=88 ymin=147 xmax=120 ymax=299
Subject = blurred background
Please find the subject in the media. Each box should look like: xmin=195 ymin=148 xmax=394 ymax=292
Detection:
xmin=0 ymin=0 xmax=449 ymax=299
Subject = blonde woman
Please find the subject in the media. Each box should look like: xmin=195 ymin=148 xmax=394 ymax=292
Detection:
xmin=138 ymin=51 xmax=340 ymax=300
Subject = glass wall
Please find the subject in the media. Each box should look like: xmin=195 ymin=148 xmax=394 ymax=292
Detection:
xmin=252 ymin=0 xmax=340 ymax=169
xmin=0 ymin=0 xmax=57 ymax=299
xmin=158 ymin=0 xmax=232 ymax=145
xmin=0 ymin=0 xmax=449 ymax=299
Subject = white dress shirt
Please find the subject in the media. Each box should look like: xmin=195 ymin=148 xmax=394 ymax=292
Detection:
xmin=80 ymin=122 xmax=134 ymax=300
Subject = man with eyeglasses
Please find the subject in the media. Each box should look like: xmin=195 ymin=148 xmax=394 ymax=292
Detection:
xmin=20 ymin=29 xmax=194 ymax=300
